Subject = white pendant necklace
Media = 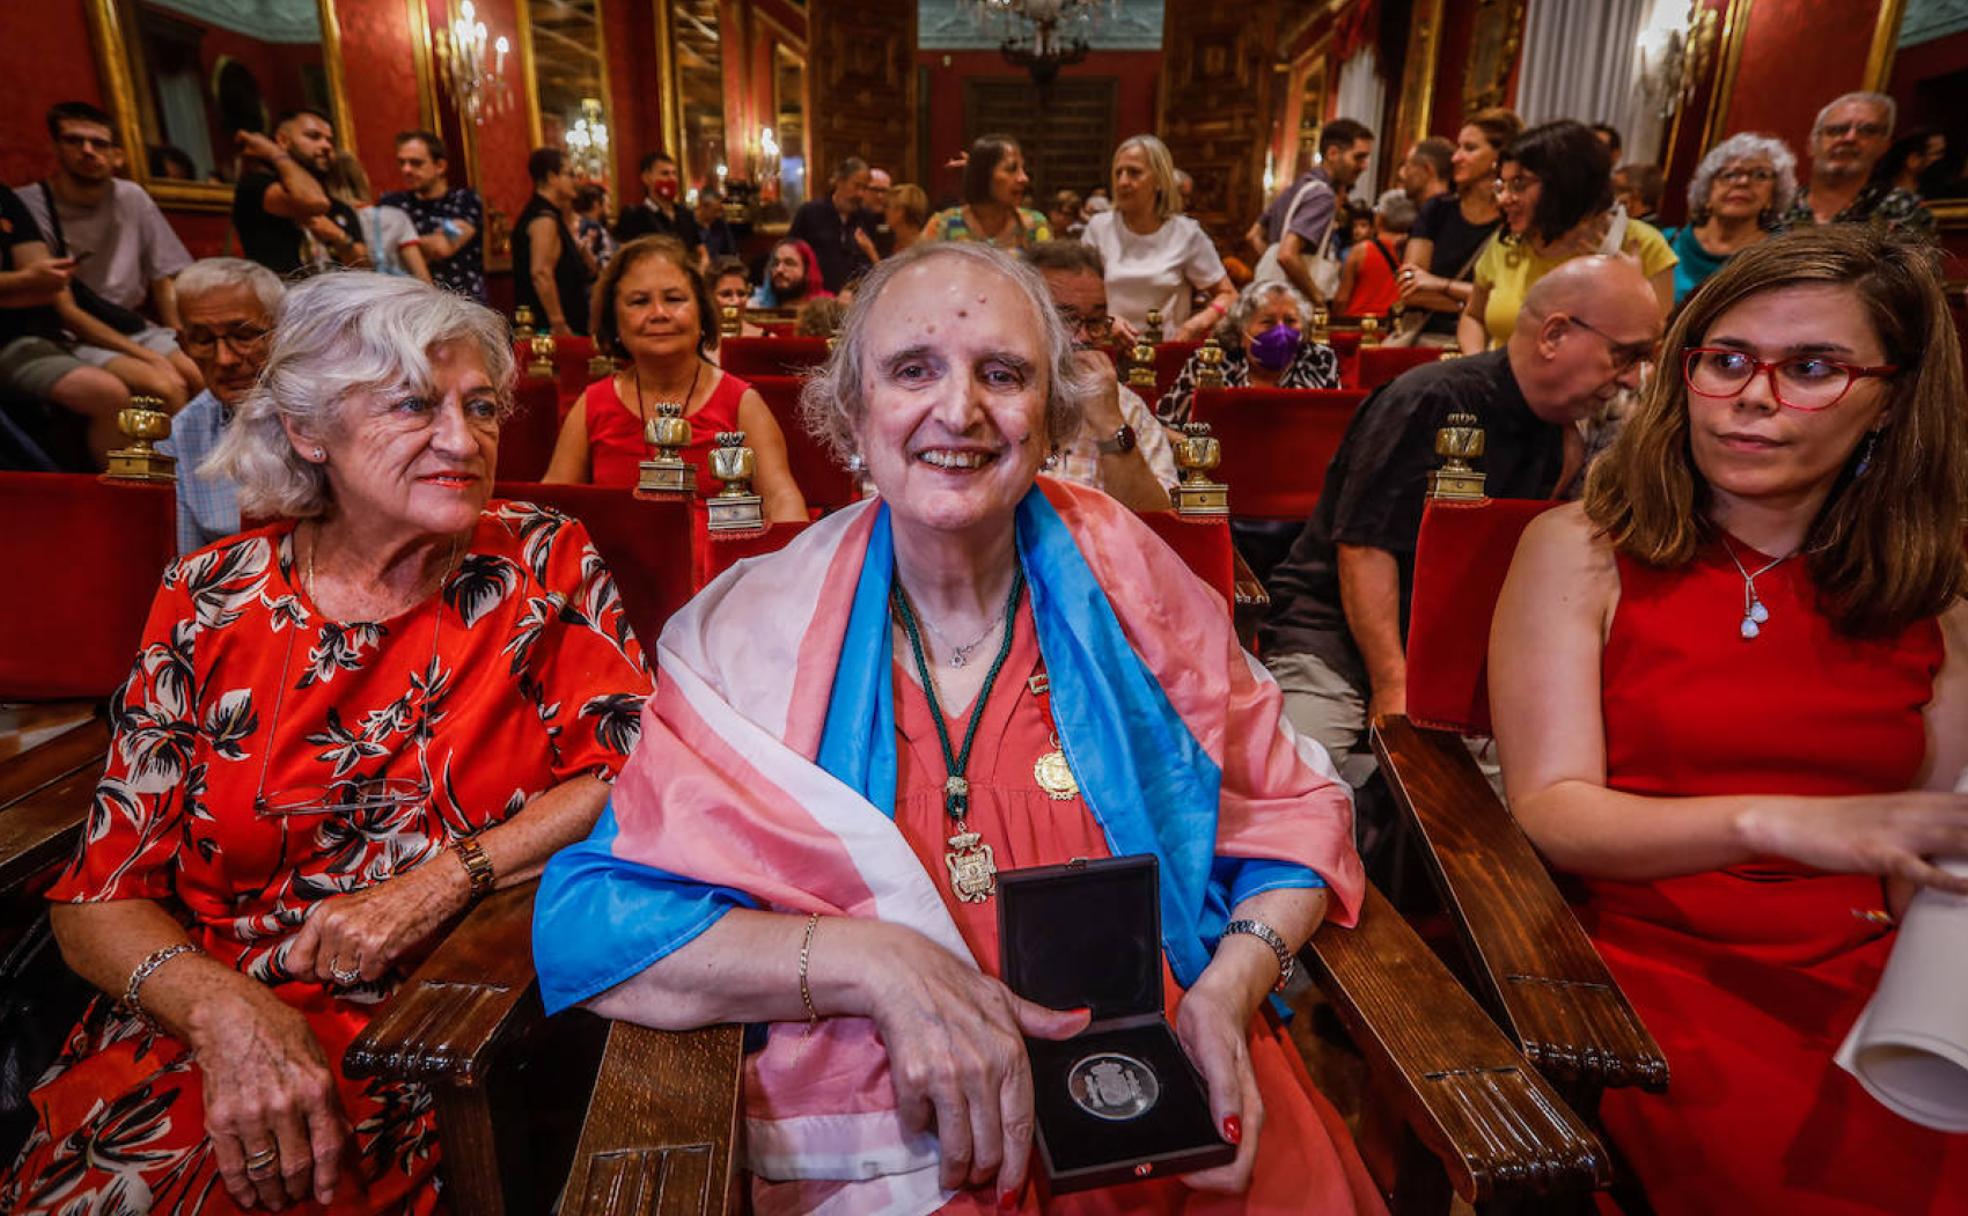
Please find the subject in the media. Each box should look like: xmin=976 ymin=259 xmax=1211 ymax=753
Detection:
xmin=1720 ymin=535 xmax=1792 ymax=641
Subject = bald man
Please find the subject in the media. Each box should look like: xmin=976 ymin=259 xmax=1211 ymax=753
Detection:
xmin=1261 ymin=255 xmax=1662 ymax=840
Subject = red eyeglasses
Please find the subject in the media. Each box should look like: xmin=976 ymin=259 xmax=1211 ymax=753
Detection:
xmin=1682 ymin=347 xmax=1898 ymax=412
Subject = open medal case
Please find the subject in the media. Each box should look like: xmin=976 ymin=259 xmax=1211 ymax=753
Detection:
xmin=997 ymin=854 xmax=1236 ymax=1192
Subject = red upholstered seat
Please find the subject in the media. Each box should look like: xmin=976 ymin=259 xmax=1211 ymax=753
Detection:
xmin=746 ymin=375 xmax=861 ymax=510
xmin=720 ymin=336 xmax=830 ymax=380
xmin=511 ymin=336 xmax=601 ymax=416
xmin=757 ymin=321 xmax=798 ymax=339
xmin=1189 ymin=387 xmax=1367 ymax=520
xmin=496 ymin=376 xmax=562 ymax=483
xmin=1151 ymin=341 xmax=1201 ymax=407
xmin=0 ymin=475 xmax=175 ymax=700
xmin=493 ymin=482 xmax=695 ymax=648
xmin=1403 ymin=497 xmax=1559 ymax=736
xmin=1357 ymin=346 xmax=1444 ymax=391
xmin=1137 ymin=512 xmax=1235 ymax=611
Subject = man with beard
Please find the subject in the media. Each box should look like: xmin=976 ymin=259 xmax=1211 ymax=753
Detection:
xmin=230 ymin=109 xmax=367 ymax=276
xmin=787 ymin=157 xmax=878 ymax=292
xmin=156 ymin=258 xmax=284 ymax=552
xmin=748 ymin=238 xmax=830 ymax=309
xmin=381 ymin=129 xmax=486 ymax=300
xmin=1785 ymin=91 xmax=1935 ymax=238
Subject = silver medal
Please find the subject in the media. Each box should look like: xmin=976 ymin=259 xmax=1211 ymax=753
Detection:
xmin=1067 ymin=1052 xmax=1160 ymax=1122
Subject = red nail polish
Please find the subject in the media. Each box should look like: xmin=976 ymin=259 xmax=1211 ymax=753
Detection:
xmin=1223 ymin=1114 xmax=1242 ymax=1144
xmin=998 ymin=1186 xmax=1020 ymax=1210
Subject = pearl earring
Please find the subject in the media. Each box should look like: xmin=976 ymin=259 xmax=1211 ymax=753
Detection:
xmin=312 ymin=447 xmax=325 ymax=460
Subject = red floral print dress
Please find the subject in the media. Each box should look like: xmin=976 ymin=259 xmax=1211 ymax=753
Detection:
xmin=1 ymin=501 xmax=651 ymax=1216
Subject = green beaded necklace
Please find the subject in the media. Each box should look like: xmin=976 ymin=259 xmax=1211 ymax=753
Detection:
xmin=891 ymin=565 xmax=1025 ymax=903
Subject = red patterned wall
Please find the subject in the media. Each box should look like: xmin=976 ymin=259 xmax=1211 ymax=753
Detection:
xmin=0 ymin=2 xmax=112 ymax=186
xmin=1720 ymin=0 xmax=1883 ymax=151
xmin=335 ymin=0 xmax=432 ymax=195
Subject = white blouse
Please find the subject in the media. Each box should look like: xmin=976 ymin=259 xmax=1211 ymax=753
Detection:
xmin=1080 ymin=210 xmax=1227 ymax=331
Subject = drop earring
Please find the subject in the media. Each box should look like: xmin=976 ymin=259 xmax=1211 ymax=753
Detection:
xmin=1854 ymin=429 xmax=1881 ymax=477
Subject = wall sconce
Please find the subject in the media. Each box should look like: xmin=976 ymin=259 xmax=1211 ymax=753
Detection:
xmin=438 ymin=0 xmax=511 ymax=125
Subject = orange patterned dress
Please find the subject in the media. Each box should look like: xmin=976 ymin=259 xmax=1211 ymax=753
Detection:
xmin=2 ymin=501 xmax=651 ymax=1216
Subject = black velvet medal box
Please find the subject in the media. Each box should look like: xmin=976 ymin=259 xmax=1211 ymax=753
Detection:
xmin=997 ymin=855 xmax=1236 ymax=1193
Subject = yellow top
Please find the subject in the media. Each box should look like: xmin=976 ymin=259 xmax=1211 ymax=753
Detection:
xmin=1471 ymin=217 xmax=1677 ymax=348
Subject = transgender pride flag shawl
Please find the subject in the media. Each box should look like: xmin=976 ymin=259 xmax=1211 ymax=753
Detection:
xmin=535 ymin=477 xmax=1364 ymax=1215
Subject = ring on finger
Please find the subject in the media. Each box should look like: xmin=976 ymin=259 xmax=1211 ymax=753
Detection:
xmin=244 ymin=1146 xmax=279 ymax=1176
xmin=330 ymin=962 xmax=362 ymax=986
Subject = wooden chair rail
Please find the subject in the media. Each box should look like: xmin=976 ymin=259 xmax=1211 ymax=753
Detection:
xmin=1371 ymin=715 xmax=1668 ymax=1095
xmin=1306 ymin=883 xmax=1610 ymax=1203
xmin=0 ymin=715 xmax=107 ymax=812
xmin=0 ymin=716 xmax=107 ymax=897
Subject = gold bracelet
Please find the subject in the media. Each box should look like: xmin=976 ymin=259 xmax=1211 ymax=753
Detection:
xmin=798 ymin=912 xmax=822 ymax=1025
xmin=451 ymin=835 xmax=495 ymax=902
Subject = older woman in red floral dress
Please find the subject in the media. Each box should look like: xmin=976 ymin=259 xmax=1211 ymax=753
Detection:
xmin=1 ymin=273 xmax=651 ymax=1215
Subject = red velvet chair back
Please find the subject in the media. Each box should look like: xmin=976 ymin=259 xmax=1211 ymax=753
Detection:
xmin=1189 ymin=387 xmax=1366 ymax=520
xmin=1357 ymin=346 xmax=1443 ymax=391
xmin=1151 ymin=341 xmax=1201 ymax=408
xmin=721 ymin=337 xmax=829 ymax=379
xmin=512 ymin=336 xmax=601 ymax=415
xmin=699 ymin=520 xmax=816 ymax=585
xmin=1137 ymin=512 xmax=1235 ymax=612
xmin=747 ymin=375 xmax=861 ymax=510
xmin=1404 ymin=497 xmax=1559 ymax=736
xmin=496 ymin=377 xmax=562 ymax=483
xmin=493 ymin=482 xmax=696 ymax=648
xmin=0 ymin=475 xmax=175 ymax=699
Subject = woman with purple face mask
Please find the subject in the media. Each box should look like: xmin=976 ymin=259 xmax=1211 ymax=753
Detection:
xmin=1155 ymin=280 xmax=1340 ymax=426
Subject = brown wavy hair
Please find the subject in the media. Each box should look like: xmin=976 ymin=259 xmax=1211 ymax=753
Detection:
xmin=1583 ymin=225 xmax=1967 ymax=638
xmin=591 ymin=235 xmax=717 ymax=359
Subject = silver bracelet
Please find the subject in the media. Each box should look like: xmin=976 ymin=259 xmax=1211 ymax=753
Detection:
xmin=1221 ymin=919 xmax=1295 ymax=993
xmin=123 ymin=942 xmax=202 ymax=1028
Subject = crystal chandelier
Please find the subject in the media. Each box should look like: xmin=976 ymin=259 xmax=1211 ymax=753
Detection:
xmin=436 ymin=0 xmax=511 ymax=125
xmin=966 ymin=0 xmax=1117 ymax=83
xmin=566 ymin=99 xmax=610 ymax=181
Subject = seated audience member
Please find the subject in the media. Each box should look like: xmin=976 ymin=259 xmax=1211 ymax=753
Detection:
xmin=0 ymin=272 xmax=651 ymax=1213
xmin=1398 ymin=137 xmax=1455 ymax=208
xmin=1399 ymin=109 xmax=1520 ymax=344
xmin=231 ymin=110 xmax=367 ymax=277
xmin=1047 ymin=188 xmax=1083 ymax=239
xmin=794 ymin=296 xmax=847 ymax=338
xmin=382 ymin=129 xmax=487 ymax=300
xmin=156 ymin=258 xmax=284 ymax=552
xmin=512 ymin=147 xmax=595 ymax=337
xmin=26 ymin=102 xmax=202 ymax=409
xmin=695 ymin=187 xmax=739 ymax=261
xmin=790 ymin=157 xmax=880 ymax=293
xmin=709 ymin=256 xmax=763 ymax=338
xmin=1461 ymin=120 xmax=1677 ymax=353
xmin=1336 ymin=189 xmax=1415 ymax=318
xmin=326 ymin=152 xmax=430 ymax=282
xmin=886 ymin=182 xmax=929 ymax=255
xmin=1156 ymin=279 xmax=1341 ymax=426
xmin=1247 ymin=118 xmax=1374 ymax=308
xmin=542 ymin=236 xmax=806 ymax=521
xmin=924 ymin=134 xmax=1051 ymax=250
xmin=1490 ymin=227 xmax=1968 ymax=1215
xmin=1661 ymin=133 xmax=1797 ymax=305
xmin=749 ymin=238 xmax=831 ymax=309
xmin=532 ymin=241 xmax=1382 ymax=1215
xmin=1263 ymin=256 xmax=1660 ymax=798
xmin=1786 ymin=91 xmax=1935 ymax=238
xmin=573 ymin=184 xmax=615 ymax=266
xmin=1024 ymin=240 xmax=1178 ymax=510
xmin=1874 ymin=125 xmax=1946 ymax=198
xmin=0 ymin=184 xmax=127 ymax=468
xmin=614 ymin=151 xmax=702 ymax=264
xmin=1082 ymin=134 xmax=1236 ymax=340
xmin=1612 ymin=162 xmax=1665 ymax=225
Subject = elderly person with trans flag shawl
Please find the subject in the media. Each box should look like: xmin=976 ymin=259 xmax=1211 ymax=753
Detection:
xmin=533 ymin=242 xmax=1384 ymax=1216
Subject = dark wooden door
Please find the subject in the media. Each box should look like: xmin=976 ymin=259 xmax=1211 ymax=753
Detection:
xmin=961 ymin=78 xmax=1119 ymax=202
xmin=1159 ymin=0 xmax=1278 ymax=245
xmin=809 ymin=0 xmax=917 ymax=181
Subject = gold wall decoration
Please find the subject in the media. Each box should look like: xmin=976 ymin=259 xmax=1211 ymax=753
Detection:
xmin=1462 ymin=0 xmax=1526 ymax=116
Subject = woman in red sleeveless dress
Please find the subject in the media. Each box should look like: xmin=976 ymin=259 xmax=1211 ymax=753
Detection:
xmin=543 ymin=236 xmax=809 ymax=520
xmin=1491 ymin=227 xmax=1968 ymax=1214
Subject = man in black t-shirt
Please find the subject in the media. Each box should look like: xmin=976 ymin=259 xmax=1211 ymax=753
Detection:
xmin=614 ymin=152 xmax=702 ymax=266
xmin=0 ymin=185 xmax=130 ymax=469
xmin=381 ymin=130 xmax=486 ymax=300
xmin=231 ymin=110 xmax=366 ymax=277
xmin=1260 ymin=257 xmax=1660 ymax=805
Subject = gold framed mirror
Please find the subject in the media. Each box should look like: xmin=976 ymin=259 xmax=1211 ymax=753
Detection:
xmin=770 ymin=42 xmax=809 ymax=210
xmin=85 ymin=0 xmax=356 ymax=213
xmin=665 ymin=0 xmax=728 ymax=194
xmin=515 ymin=0 xmax=615 ymax=204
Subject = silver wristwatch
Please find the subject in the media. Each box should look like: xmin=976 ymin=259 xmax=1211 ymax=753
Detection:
xmin=1221 ymin=918 xmax=1295 ymax=992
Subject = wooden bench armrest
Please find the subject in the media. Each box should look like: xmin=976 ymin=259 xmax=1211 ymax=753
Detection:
xmin=559 ymin=1022 xmax=746 ymax=1216
xmin=345 ymin=881 xmax=546 ymax=1087
xmin=1306 ymin=883 xmax=1610 ymax=1203
xmin=0 ymin=713 xmax=107 ymax=810
xmin=1371 ymin=714 xmax=1668 ymax=1094
xmin=1232 ymin=549 xmax=1268 ymax=651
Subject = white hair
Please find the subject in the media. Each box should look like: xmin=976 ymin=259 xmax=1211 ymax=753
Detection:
xmin=799 ymin=242 xmax=1102 ymax=467
xmin=1687 ymin=132 xmax=1799 ymax=224
xmin=1813 ymin=91 xmax=1896 ymax=135
xmin=204 ymin=271 xmax=515 ymax=520
xmin=1217 ymin=278 xmax=1311 ymax=346
xmin=174 ymin=257 xmax=285 ymax=320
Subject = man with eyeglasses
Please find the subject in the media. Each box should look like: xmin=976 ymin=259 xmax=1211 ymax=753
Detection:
xmin=1023 ymin=241 xmax=1177 ymax=511
xmin=22 ymin=101 xmax=201 ymax=412
xmin=1784 ymin=91 xmax=1934 ymax=238
xmin=1261 ymin=255 xmax=1661 ymax=864
xmin=156 ymin=259 xmax=285 ymax=553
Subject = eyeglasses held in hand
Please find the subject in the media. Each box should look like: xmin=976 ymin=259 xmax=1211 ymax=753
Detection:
xmin=255 ymin=776 xmax=430 ymax=819
xmin=1682 ymin=347 xmax=1898 ymax=412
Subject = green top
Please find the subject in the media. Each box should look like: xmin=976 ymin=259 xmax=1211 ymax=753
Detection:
xmin=923 ymin=205 xmax=1053 ymax=251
